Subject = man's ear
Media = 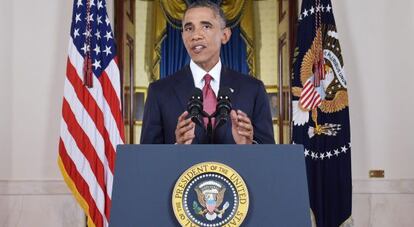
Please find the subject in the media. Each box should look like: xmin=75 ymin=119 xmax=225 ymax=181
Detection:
xmin=221 ymin=27 xmax=232 ymax=44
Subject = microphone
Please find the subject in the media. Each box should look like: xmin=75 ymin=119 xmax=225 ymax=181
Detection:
xmin=187 ymin=88 xmax=204 ymax=128
xmin=214 ymin=87 xmax=232 ymax=129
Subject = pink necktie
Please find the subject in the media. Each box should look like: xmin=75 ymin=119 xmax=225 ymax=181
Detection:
xmin=202 ymin=74 xmax=217 ymax=127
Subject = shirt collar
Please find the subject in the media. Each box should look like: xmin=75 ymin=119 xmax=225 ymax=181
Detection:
xmin=190 ymin=59 xmax=221 ymax=95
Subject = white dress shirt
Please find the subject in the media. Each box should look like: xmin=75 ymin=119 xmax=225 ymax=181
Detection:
xmin=190 ymin=59 xmax=221 ymax=96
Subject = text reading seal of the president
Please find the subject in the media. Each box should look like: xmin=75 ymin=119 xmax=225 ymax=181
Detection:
xmin=172 ymin=162 xmax=249 ymax=227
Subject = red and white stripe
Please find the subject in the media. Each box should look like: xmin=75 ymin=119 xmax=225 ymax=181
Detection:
xmin=59 ymin=38 xmax=124 ymax=227
xmin=300 ymin=79 xmax=322 ymax=110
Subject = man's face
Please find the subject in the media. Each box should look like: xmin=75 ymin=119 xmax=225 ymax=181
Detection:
xmin=182 ymin=7 xmax=231 ymax=71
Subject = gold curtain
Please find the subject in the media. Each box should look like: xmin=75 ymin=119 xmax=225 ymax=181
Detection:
xmin=239 ymin=0 xmax=255 ymax=76
xmin=159 ymin=0 xmax=187 ymax=29
xmin=151 ymin=0 xmax=167 ymax=81
xmin=151 ymin=0 xmax=256 ymax=80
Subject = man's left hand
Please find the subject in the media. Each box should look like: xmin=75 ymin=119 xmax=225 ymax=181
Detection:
xmin=230 ymin=110 xmax=253 ymax=144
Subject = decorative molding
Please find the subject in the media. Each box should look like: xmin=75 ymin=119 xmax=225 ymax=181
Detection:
xmin=126 ymin=0 xmax=135 ymax=23
xmin=278 ymin=0 xmax=287 ymax=23
xmin=126 ymin=34 xmax=135 ymax=144
xmin=0 ymin=180 xmax=71 ymax=195
xmin=278 ymin=32 xmax=287 ymax=144
xmin=1 ymin=179 xmax=413 ymax=196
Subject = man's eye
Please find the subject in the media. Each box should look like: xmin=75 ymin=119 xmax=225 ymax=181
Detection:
xmin=203 ymin=25 xmax=211 ymax=29
xmin=184 ymin=27 xmax=192 ymax=32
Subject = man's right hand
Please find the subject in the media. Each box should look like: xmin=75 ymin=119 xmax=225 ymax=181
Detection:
xmin=175 ymin=111 xmax=195 ymax=144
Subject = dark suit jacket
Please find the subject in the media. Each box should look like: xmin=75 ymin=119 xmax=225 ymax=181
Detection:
xmin=140 ymin=65 xmax=275 ymax=144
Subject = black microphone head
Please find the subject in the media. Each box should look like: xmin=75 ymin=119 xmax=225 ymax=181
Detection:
xmin=217 ymin=87 xmax=232 ymax=111
xmin=217 ymin=87 xmax=232 ymax=102
xmin=187 ymin=88 xmax=203 ymax=114
xmin=214 ymin=87 xmax=232 ymax=129
xmin=191 ymin=87 xmax=203 ymax=102
xmin=187 ymin=88 xmax=204 ymax=127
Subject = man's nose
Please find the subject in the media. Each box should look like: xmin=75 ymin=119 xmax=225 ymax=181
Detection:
xmin=191 ymin=34 xmax=203 ymax=41
xmin=191 ymin=27 xmax=204 ymax=41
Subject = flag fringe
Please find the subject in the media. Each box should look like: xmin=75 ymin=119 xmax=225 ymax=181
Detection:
xmin=58 ymin=156 xmax=96 ymax=227
xmin=311 ymin=209 xmax=317 ymax=227
xmin=340 ymin=216 xmax=354 ymax=227
xmin=310 ymin=209 xmax=353 ymax=227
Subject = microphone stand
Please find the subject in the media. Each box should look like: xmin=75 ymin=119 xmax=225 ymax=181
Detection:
xmin=205 ymin=109 xmax=229 ymax=144
xmin=200 ymin=110 xmax=214 ymax=144
xmin=206 ymin=116 xmax=214 ymax=144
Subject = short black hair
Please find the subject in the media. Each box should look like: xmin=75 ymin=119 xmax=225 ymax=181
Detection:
xmin=184 ymin=0 xmax=227 ymax=27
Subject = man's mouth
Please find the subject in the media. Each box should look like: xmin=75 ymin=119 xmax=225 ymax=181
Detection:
xmin=192 ymin=45 xmax=206 ymax=54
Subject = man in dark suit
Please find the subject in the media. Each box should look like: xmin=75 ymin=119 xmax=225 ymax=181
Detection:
xmin=141 ymin=0 xmax=274 ymax=144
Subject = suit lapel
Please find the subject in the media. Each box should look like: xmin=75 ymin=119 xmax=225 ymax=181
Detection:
xmin=219 ymin=67 xmax=240 ymax=106
xmin=173 ymin=66 xmax=194 ymax=110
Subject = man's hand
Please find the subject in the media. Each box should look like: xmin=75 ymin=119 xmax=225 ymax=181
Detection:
xmin=175 ymin=111 xmax=195 ymax=144
xmin=230 ymin=110 xmax=253 ymax=144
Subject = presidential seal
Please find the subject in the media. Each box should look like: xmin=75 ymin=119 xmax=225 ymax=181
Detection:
xmin=172 ymin=162 xmax=249 ymax=227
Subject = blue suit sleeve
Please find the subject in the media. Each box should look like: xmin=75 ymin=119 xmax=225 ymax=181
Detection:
xmin=252 ymin=81 xmax=275 ymax=144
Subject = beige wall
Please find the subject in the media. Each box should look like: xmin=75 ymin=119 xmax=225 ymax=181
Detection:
xmin=135 ymin=1 xmax=153 ymax=87
xmin=252 ymin=0 xmax=281 ymax=142
xmin=0 ymin=0 xmax=71 ymax=180
xmin=0 ymin=0 xmax=13 ymax=180
xmin=0 ymin=0 xmax=113 ymax=180
xmin=332 ymin=0 xmax=414 ymax=179
xmin=0 ymin=0 xmax=113 ymax=179
xmin=332 ymin=0 xmax=414 ymax=225
xmin=0 ymin=0 xmax=113 ymax=226
xmin=254 ymin=0 xmax=278 ymax=85
xmin=133 ymin=1 xmax=154 ymax=142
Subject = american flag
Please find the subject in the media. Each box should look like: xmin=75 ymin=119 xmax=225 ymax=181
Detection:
xmin=58 ymin=1 xmax=124 ymax=227
xmin=299 ymin=79 xmax=322 ymax=110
